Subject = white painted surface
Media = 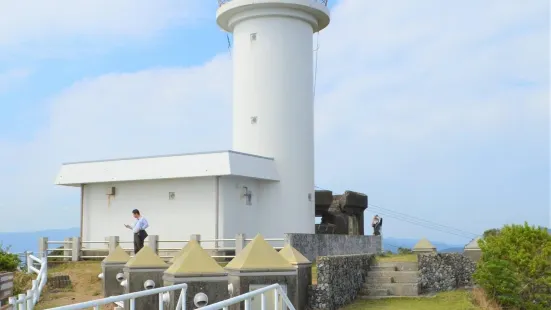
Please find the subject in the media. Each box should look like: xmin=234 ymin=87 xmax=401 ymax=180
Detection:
xmin=56 ymin=151 xmax=278 ymax=186
xmin=217 ymin=0 xmax=331 ymax=235
xmin=82 ymin=178 xmax=216 ymax=249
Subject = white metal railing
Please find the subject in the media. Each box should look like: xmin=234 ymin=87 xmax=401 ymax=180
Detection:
xmin=201 ymin=284 xmax=295 ymax=310
xmin=45 ymin=283 xmax=188 ymax=310
xmin=217 ymin=0 xmax=328 ymax=7
xmin=8 ymin=252 xmax=48 ymax=309
xmin=43 ymin=236 xmax=285 ymax=261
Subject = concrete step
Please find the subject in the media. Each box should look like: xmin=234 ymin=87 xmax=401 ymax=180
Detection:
xmin=365 ymin=276 xmax=392 ymax=284
xmin=359 ymin=287 xmax=389 ymax=297
xmin=362 ymin=283 xmax=419 ymax=297
xmin=369 ymin=266 xmax=397 ymax=271
xmin=372 ymin=262 xmax=418 ymax=271
xmin=367 ymin=271 xmax=419 ymax=283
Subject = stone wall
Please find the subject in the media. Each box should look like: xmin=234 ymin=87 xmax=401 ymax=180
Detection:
xmin=285 ymin=233 xmax=381 ymax=261
xmin=418 ymin=253 xmax=476 ymax=293
xmin=308 ymin=254 xmax=375 ymax=310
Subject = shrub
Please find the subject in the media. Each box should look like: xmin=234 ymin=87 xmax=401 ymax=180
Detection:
xmin=397 ymin=247 xmax=413 ymax=255
xmin=0 ymin=243 xmax=21 ymax=272
xmin=474 ymin=222 xmax=551 ymax=310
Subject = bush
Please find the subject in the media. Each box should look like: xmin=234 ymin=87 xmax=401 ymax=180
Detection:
xmin=474 ymin=222 xmax=551 ymax=310
xmin=0 ymin=243 xmax=21 ymax=272
xmin=397 ymin=247 xmax=413 ymax=255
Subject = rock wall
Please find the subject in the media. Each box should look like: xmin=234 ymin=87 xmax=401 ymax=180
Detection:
xmin=285 ymin=233 xmax=381 ymax=261
xmin=308 ymin=254 xmax=375 ymax=310
xmin=418 ymin=253 xmax=476 ymax=293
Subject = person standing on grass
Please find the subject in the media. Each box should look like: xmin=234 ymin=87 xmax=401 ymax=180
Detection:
xmin=124 ymin=209 xmax=149 ymax=254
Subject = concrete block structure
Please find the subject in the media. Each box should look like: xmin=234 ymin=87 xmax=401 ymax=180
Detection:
xmin=168 ymin=240 xmax=200 ymax=264
xmin=123 ymin=246 xmax=168 ymax=310
xmin=163 ymin=243 xmax=228 ymax=309
xmin=225 ymin=235 xmax=297 ymax=310
xmin=278 ymin=244 xmax=311 ymax=310
xmin=463 ymin=237 xmax=482 ymax=262
xmin=101 ymin=246 xmax=131 ymax=298
xmin=412 ymin=238 xmax=437 ymax=255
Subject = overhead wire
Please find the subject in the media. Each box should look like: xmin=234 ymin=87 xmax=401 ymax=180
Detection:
xmin=314 ymin=185 xmax=477 ymax=239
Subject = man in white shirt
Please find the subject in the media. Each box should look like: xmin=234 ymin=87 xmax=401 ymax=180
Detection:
xmin=124 ymin=209 xmax=149 ymax=254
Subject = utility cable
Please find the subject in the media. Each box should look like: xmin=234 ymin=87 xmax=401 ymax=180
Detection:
xmin=314 ymin=185 xmax=477 ymax=239
xmin=313 ymin=32 xmax=320 ymax=100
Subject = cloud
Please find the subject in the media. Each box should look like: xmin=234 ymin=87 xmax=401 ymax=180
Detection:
xmin=0 ymin=0 xmax=209 ymax=58
xmin=0 ymin=0 xmax=548 ymax=243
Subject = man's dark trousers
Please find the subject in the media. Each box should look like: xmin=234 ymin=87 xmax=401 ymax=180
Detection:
xmin=133 ymin=230 xmax=148 ymax=254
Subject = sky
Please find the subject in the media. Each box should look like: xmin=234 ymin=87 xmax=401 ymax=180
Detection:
xmin=0 ymin=0 xmax=549 ymax=245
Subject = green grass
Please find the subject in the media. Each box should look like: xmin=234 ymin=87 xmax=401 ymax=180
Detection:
xmin=376 ymin=254 xmax=418 ymax=263
xmin=344 ymin=290 xmax=480 ymax=310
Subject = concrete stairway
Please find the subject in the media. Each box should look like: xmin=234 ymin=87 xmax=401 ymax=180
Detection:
xmin=359 ymin=262 xmax=419 ymax=299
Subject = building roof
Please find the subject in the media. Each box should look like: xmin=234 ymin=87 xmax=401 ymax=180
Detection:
xmin=55 ymin=150 xmax=279 ymax=186
xmin=225 ymin=234 xmax=294 ymax=271
xmin=278 ymin=244 xmax=311 ymax=265
xmin=413 ymin=238 xmax=436 ymax=250
xmin=165 ymin=243 xmax=226 ymax=276
xmin=125 ymin=246 xmax=168 ymax=268
xmin=103 ymin=246 xmax=131 ymax=263
xmin=464 ymin=237 xmax=481 ymax=250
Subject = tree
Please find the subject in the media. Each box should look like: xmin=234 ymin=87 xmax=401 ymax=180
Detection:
xmin=482 ymin=228 xmax=500 ymax=239
xmin=474 ymin=222 xmax=551 ymax=310
xmin=0 ymin=244 xmax=21 ymax=272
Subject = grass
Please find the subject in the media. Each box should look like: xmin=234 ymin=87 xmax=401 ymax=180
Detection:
xmin=344 ymin=290 xmax=481 ymax=310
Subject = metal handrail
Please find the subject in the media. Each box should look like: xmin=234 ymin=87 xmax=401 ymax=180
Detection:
xmin=218 ymin=0 xmax=328 ymax=7
xmin=201 ymin=283 xmax=295 ymax=310
xmin=46 ymin=283 xmax=188 ymax=310
xmin=9 ymin=252 xmax=48 ymax=309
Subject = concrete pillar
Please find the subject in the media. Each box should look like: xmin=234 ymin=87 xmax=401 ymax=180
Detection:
xmin=38 ymin=237 xmax=48 ymax=259
xmin=189 ymin=234 xmax=201 ymax=245
xmin=63 ymin=238 xmax=73 ymax=262
xmin=148 ymin=235 xmax=159 ymax=254
xmin=235 ymin=234 xmax=246 ymax=255
xmin=71 ymin=237 xmax=82 ymax=262
xmin=107 ymin=236 xmax=120 ymax=254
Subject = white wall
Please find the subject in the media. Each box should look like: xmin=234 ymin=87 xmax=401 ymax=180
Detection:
xmin=82 ymin=177 xmax=216 ymax=249
xmin=228 ymin=5 xmax=318 ymax=235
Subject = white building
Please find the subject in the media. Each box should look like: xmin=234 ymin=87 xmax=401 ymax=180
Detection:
xmin=55 ymin=0 xmax=331 ymax=243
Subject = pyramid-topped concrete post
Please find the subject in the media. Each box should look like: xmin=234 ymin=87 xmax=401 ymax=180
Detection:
xmin=463 ymin=237 xmax=482 ymax=262
xmin=412 ymin=238 xmax=437 ymax=255
xmin=279 ymin=244 xmax=312 ymax=310
xmin=169 ymin=240 xmax=201 ymax=265
xmin=101 ymin=245 xmax=131 ymax=297
xmin=123 ymin=246 xmax=168 ymax=310
xmin=225 ymin=234 xmax=298 ymax=310
xmin=163 ymin=243 xmax=228 ymax=309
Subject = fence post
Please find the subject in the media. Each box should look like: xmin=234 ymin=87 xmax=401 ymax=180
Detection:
xmin=148 ymin=235 xmax=159 ymax=254
xmin=235 ymin=233 xmax=246 ymax=255
xmin=26 ymin=290 xmax=33 ymax=309
xmin=107 ymin=236 xmax=120 ymax=254
xmin=38 ymin=237 xmax=48 ymax=259
xmin=190 ymin=234 xmax=201 ymax=245
xmin=63 ymin=237 xmax=72 ymax=262
xmin=71 ymin=237 xmax=81 ymax=262
xmin=26 ymin=251 xmax=32 ymax=274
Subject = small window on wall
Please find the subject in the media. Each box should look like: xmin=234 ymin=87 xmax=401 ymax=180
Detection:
xmin=169 ymin=192 xmax=175 ymax=200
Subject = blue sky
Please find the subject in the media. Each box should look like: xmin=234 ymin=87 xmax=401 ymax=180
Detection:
xmin=0 ymin=0 xmax=548 ymax=245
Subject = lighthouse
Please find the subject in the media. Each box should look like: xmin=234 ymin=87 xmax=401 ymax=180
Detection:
xmin=216 ymin=0 xmax=331 ymax=235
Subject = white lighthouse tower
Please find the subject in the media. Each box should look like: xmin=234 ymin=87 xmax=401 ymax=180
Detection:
xmin=217 ymin=0 xmax=331 ymax=235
